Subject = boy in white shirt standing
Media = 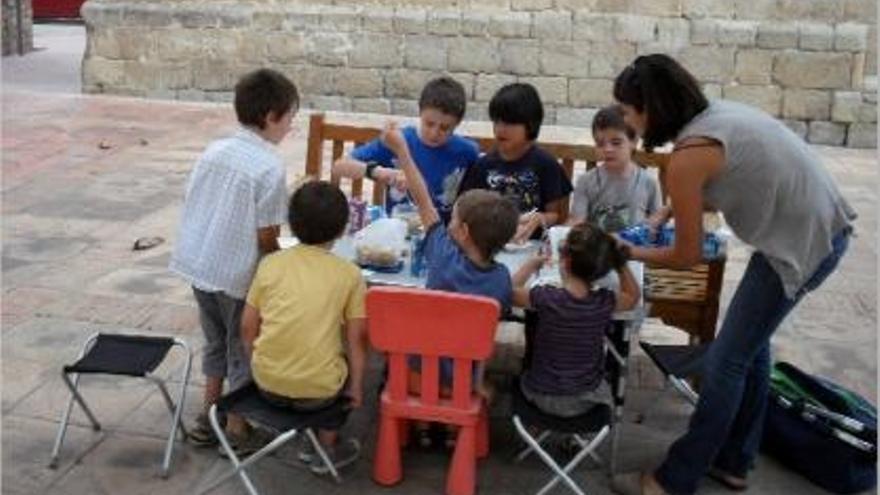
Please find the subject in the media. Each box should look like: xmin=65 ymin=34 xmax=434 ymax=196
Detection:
xmin=169 ymin=68 xmax=297 ymax=456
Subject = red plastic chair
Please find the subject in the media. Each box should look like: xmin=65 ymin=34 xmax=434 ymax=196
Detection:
xmin=367 ymin=287 xmax=500 ymax=495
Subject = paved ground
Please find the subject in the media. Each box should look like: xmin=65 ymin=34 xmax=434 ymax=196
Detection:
xmin=1 ymin=23 xmax=876 ymax=495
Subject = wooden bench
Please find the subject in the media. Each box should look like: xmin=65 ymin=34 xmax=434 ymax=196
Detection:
xmin=304 ymin=113 xmax=725 ymax=344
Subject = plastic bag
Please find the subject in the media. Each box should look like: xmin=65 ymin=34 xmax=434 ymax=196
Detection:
xmin=354 ymin=218 xmax=408 ymax=268
xmin=390 ymin=202 xmax=422 ymax=237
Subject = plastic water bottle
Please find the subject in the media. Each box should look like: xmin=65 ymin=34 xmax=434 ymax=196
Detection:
xmin=619 ymin=224 xmax=653 ymax=246
xmin=367 ymin=205 xmax=385 ymax=224
xmin=410 ymin=232 xmax=425 ymax=277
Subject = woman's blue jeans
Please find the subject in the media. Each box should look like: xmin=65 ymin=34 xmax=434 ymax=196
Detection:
xmin=655 ymin=228 xmax=851 ymax=495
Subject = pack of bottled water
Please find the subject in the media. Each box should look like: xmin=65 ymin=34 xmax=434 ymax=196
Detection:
xmin=618 ymin=223 xmax=725 ymax=260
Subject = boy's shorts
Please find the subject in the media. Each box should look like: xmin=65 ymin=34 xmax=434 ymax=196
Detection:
xmin=520 ymin=379 xmax=611 ymax=418
xmin=192 ymin=287 xmax=250 ymax=390
xmin=257 ymin=385 xmax=346 ymax=412
xmin=256 ymin=383 xmax=350 ymax=431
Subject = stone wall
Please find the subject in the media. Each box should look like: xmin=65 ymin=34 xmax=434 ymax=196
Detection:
xmin=3 ymin=0 xmax=34 ymax=56
xmin=81 ymin=0 xmax=877 ymax=147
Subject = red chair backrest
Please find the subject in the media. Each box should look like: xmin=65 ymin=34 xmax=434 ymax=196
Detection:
xmin=366 ymin=287 xmax=500 ymax=409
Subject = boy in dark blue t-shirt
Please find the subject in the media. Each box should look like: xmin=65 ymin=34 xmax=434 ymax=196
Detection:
xmin=380 ymin=119 xmax=519 ymax=448
xmin=333 ymin=77 xmax=479 ymax=224
xmin=458 ymin=83 xmax=573 ymax=242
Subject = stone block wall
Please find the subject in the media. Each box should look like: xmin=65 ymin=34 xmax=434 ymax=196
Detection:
xmin=82 ymin=0 xmax=877 ymax=147
xmin=3 ymin=0 xmax=34 ymax=56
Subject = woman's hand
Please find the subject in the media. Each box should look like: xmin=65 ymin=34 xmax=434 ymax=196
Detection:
xmin=645 ymin=205 xmax=673 ymax=239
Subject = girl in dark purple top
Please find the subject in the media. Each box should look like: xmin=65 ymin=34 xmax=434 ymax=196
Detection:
xmin=511 ymin=223 xmax=640 ymax=417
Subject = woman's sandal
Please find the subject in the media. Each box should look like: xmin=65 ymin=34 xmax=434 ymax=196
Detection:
xmin=707 ymin=467 xmax=748 ymax=491
xmin=610 ymin=472 xmax=668 ymax=495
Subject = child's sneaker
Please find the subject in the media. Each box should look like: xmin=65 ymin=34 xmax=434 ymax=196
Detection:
xmin=308 ymin=437 xmax=361 ymax=475
xmin=188 ymin=413 xmax=219 ymax=447
xmin=218 ymin=427 xmax=274 ymax=459
xmin=296 ymin=438 xmax=317 ymax=464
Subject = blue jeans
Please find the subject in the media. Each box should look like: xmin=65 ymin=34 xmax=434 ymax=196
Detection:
xmin=655 ymin=228 xmax=851 ymax=495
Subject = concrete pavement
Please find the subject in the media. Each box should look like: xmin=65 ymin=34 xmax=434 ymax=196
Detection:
xmin=1 ymin=22 xmax=877 ymax=495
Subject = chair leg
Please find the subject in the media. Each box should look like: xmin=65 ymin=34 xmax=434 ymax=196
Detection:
xmin=476 ymin=407 xmax=489 ymax=459
xmin=398 ymin=418 xmax=410 ymax=448
xmin=373 ymin=414 xmax=402 ymax=486
xmin=446 ymin=424 xmax=476 ymax=495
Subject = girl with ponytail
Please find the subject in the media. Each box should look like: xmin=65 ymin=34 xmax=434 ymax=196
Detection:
xmin=510 ymin=223 xmax=639 ymax=418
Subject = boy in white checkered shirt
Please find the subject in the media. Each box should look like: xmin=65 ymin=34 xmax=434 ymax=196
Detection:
xmin=169 ymin=69 xmax=298 ymax=456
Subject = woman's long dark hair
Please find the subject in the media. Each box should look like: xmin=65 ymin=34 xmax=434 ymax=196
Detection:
xmin=613 ymin=54 xmax=708 ymax=150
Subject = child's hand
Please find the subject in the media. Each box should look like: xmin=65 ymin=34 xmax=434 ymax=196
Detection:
xmin=512 ymin=214 xmax=541 ymax=244
xmin=380 ymin=121 xmax=407 ymax=157
xmin=524 ymin=254 xmax=546 ymax=272
xmin=390 ymin=171 xmax=408 ymax=192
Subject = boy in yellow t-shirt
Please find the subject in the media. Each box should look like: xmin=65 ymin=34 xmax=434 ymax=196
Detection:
xmin=241 ymin=180 xmax=368 ymax=473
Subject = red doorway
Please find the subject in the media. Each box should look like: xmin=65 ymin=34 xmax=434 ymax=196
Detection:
xmin=33 ymin=0 xmax=86 ymax=19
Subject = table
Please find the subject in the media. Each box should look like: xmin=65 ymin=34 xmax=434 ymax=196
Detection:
xmin=282 ymin=234 xmax=643 ymax=473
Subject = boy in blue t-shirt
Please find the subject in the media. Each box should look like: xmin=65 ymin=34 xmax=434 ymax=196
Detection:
xmin=381 ymin=120 xmax=519 ymax=447
xmin=332 ymin=77 xmax=478 ymax=224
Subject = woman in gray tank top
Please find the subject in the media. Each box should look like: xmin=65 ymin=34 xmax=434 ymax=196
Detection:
xmin=609 ymin=55 xmax=856 ymax=495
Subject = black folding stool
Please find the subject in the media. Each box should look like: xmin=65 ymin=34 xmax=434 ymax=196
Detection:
xmin=511 ymin=320 xmax=634 ymax=495
xmin=48 ymin=332 xmax=193 ymax=477
xmin=638 ymin=341 xmax=711 ymax=407
xmin=198 ymin=382 xmax=352 ymax=495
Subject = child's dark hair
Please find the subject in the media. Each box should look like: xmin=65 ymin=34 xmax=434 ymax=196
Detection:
xmin=419 ymin=76 xmax=467 ymax=122
xmin=455 ymin=190 xmax=519 ymax=259
xmin=234 ymin=68 xmax=299 ymax=130
xmin=613 ymin=54 xmax=708 ymax=150
xmin=562 ymin=223 xmax=630 ymax=283
xmin=592 ymin=104 xmax=637 ymax=141
xmin=288 ymin=181 xmax=348 ymax=245
xmin=488 ymin=83 xmax=544 ymax=140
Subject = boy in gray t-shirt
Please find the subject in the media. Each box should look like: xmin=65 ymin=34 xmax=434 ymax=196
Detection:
xmin=570 ymin=105 xmax=663 ymax=232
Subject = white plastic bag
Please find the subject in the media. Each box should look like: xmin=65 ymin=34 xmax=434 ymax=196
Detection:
xmin=354 ymin=218 xmax=408 ymax=267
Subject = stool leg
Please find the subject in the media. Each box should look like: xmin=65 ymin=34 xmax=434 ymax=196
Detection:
xmin=373 ymin=413 xmax=402 ymax=486
xmin=148 ymin=375 xmax=188 ymax=478
xmin=61 ymin=372 xmax=101 ymax=429
xmin=50 ymin=372 xmax=101 ymax=469
xmin=207 ymin=404 xmax=260 ymax=495
xmin=446 ymin=424 xmax=476 ymax=495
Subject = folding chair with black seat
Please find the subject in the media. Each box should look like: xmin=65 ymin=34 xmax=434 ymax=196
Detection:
xmin=511 ymin=321 xmax=633 ymax=495
xmin=198 ymin=382 xmax=352 ymax=495
xmin=49 ymin=332 xmax=193 ymax=477
xmin=638 ymin=341 xmax=711 ymax=407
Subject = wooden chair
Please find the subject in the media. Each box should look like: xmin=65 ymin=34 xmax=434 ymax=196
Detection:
xmin=304 ymin=112 xmax=725 ymax=344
